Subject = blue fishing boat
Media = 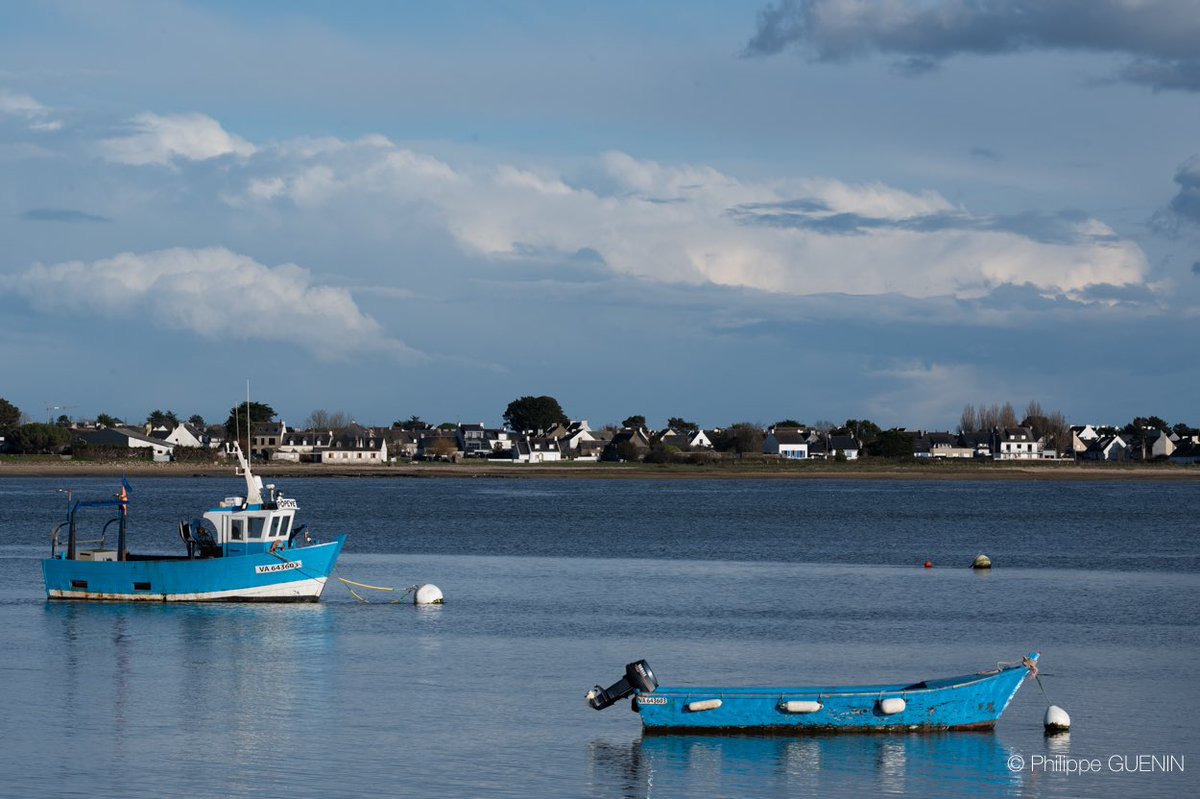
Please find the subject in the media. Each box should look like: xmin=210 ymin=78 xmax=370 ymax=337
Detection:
xmin=587 ymin=655 xmax=1038 ymax=733
xmin=42 ymin=446 xmax=344 ymax=602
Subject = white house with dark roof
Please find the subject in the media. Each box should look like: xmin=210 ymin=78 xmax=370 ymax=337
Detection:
xmin=1145 ymin=429 xmax=1175 ymax=460
xmin=149 ymin=422 xmax=209 ymax=449
xmin=272 ymin=429 xmax=334 ymax=462
xmin=457 ymin=423 xmax=490 ymax=457
xmin=316 ymin=424 xmax=388 ymax=464
xmin=993 ymin=427 xmax=1043 ymax=460
xmin=763 ymin=428 xmax=809 ymax=459
xmin=510 ymin=435 xmax=563 ymax=463
xmin=1082 ymin=434 xmax=1127 ymax=461
xmin=1070 ymin=424 xmax=1099 ymax=455
xmin=78 ymin=427 xmax=176 ymax=462
xmin=827 ymin=434 xmax=861 ymax=460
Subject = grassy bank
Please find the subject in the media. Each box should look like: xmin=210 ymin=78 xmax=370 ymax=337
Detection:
xmin=1 ymin=455 xmax=1197 ymax=481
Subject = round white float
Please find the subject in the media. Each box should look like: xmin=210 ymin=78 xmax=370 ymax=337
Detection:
xmin=1044 ymin=704 xmax=1071 ymax=732
xmin=413 ymin=584 xmax=444 ymax=605
xmin=878 ymin=697 xmax=906 ymax=715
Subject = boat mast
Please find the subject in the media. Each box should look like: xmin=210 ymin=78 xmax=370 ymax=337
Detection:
xmin=234 ymin=381 xmax=264 ymax=506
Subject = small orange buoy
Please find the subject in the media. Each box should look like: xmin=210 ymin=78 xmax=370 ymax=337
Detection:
xmin=923 ymin=561 xmax=933 ymax=568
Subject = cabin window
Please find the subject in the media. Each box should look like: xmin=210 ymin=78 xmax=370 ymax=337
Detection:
xmin=230 ymin=520 xmax=244 ymax=540
xmin=248 ymin=518 xmax=266 ymax=539
xmin=134 ymin=582 xmax=151 ymax=591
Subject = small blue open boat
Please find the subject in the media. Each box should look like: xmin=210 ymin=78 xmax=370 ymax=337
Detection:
xmin=42 ymin=446 xmax=344 ymax=602
xmin=588 ymin=655 xmax=1038 ymax=733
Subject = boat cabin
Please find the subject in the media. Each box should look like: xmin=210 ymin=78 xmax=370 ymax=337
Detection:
xmin=187 ymin=481 xmax=301 ymax=558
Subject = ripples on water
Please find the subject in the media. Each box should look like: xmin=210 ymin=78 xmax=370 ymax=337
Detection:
xmin=0 ymin=476 xmax=1197 ymax=798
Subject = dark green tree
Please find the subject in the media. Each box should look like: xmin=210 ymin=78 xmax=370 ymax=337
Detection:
xmin=96 ymin=413 xmax=120 ymax=427
xmin=712 ymin=423 xmax=765 ymax=454
xmin=666 ymin=417 xmax=699 ymax=433
xmin=837 ymin=419 xmax=881 ymax=443
xmin=393 ymin=415 xmax=431 ymax=430
xmin=146 ymin=409 xmax=179 ymax=428
xmin=437 ymin=422 xmax=457 ymax=431
xmin=0 ymin=398 xmax=21 ymax=435
xmin=867 ymin=429 xmax=914 ymax=458
xmin=55 ymin=414 xmax=72 ymax=427
xmin=188 ymin=414 xmax=205 ymax=427
xmin=7 ymin=423 xmax=71 ymax=454
xmin=503 ymin=396 xmax=567 ymax=433
xmin=224 ymin=402 xmax=276 ymax=445
xmin=1123 ymin=416 xmax=1171 ymax=457
xmin=622 ymin=415 xmax=647 ymax=430
xmin=773 ymin=419 xmax=803 ymax=428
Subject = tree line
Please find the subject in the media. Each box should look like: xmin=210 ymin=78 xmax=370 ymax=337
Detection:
xmin=2 ymin=393 xmax=1197 ymax=457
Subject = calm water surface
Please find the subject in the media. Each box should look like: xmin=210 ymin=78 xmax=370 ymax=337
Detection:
xmin=0 ymin=476 xmax=1196 ymax=798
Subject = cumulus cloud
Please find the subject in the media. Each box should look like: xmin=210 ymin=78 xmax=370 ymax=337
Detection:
xmin=745 ymin=0 xmax=1200 ymax=91
xmin=224 ymin=137 xmax=1149 ymax=303
xmin=1165 ymin=157 xmax=1200 ymax=226
xmin=0 ymin=88 xmax=62 ymax=131
xmin=1 ymin=247 xmax=421 ymax=362
xmin=101 ymin=112 xmax=255 ymax=166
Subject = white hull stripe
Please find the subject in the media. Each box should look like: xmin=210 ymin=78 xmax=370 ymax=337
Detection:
xmin=48 ymin=576 xmax=327 ymax=602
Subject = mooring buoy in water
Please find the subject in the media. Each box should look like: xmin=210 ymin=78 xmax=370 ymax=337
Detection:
xmin=413 ymin=583 xmax=444 ymax=604
xmin=1044 ymin=704 xmax=1071 ymax=733
xmin=972 ymin=554 xmax=992 ymax=569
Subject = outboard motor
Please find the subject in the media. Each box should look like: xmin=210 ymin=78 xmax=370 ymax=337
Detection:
xmin=587 ymin=660 xmax=658 ymax=711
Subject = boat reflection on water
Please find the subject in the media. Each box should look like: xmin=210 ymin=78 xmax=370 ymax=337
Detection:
xmin=588 ymin=732 xmax=1024 ymax=798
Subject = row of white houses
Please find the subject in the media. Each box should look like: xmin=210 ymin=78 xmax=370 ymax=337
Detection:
xmin=65 ymin=419 xmax=1200 ymax=466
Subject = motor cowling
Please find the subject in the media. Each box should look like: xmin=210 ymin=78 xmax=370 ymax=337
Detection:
xmin=586 ymin=660 xmax=657 ymax=710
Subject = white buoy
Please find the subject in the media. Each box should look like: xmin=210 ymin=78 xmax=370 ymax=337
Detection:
xmin=781 ymin=700 xmax=823 ymax=714
xmin=878 ymin=697 xmax=907 ymax=715
xmin=1044 ymin=705 xmax=1071 ymax=733
xmin=972 ymin=554 xmax=992 ymax=569
xmin=413 ymin=584 xmax=444 ymax=605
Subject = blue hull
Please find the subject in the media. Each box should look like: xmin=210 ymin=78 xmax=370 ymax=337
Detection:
xmin=42 ymin=536 xmax=346 ymax=602
xmin=634 ymin=655 xmax=1036 ymax=734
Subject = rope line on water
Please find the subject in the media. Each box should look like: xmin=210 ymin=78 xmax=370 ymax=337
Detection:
xmin=336 ymin=575 xmax=417 ymax=604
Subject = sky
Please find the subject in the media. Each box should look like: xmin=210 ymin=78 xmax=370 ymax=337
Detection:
xmin=2 ymin=0 xmax=1199 ymax=431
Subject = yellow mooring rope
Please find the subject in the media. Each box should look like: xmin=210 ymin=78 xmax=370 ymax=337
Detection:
xmin=336 ymin=576 xmax=416 ymax=604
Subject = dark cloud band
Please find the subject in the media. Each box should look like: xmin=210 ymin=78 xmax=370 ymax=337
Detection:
xmin=746 ymin=0 xmax=1200 ymax=92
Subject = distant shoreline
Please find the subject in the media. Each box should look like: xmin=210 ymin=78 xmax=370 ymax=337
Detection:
xmin=2 ymin=458 xmax=1198 ymax=481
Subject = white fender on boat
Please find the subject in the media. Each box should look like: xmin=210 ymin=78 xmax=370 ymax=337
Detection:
xmin=686 ymin=699 xmax=722 ymax=712
xmin=781 ymin=700 xmax=823 ymax=713
xmin=1044 ymin=705 xmax=1071 ymax=732
xmin=878 ymin=697 xmax=906 ymax=715
xmin=413 ymin=584 xmax=444 ymax=605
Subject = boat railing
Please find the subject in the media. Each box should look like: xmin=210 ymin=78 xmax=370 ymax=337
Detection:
xmin=50 ymin=523 xmax=107 ymax=558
